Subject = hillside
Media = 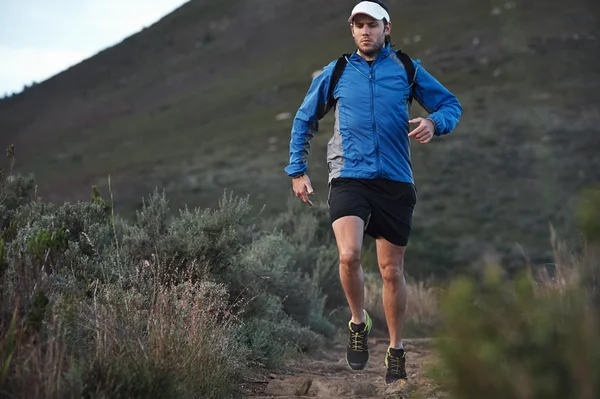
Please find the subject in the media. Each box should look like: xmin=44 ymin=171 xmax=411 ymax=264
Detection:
xmin=1 ymin=0 xmax=599 ymax=276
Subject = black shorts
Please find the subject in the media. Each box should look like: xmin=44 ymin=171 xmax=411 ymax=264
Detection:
xmin=327 ymin=177 xmax=418 ymax=247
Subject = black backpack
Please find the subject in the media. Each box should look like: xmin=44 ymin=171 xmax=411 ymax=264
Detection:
xmin=327 ymin=49 xmax=416 ymax=107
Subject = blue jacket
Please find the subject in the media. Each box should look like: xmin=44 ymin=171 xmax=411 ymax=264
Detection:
xmin=285 ymin=43 xmax=462 ymax=184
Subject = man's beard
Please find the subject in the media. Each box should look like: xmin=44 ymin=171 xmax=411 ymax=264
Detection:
xmin=358 ymin=38 xmax=384 ymax=57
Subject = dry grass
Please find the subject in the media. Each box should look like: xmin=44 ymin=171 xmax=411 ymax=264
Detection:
xmin=0 ymin=311 xmax=69 ymax=399
xmin=364 ymin=273 xmax=440 ymax=337
xmin=0 ymin=274 xmax=241 ymax=398
xmin=363 ymin=225 xmax=597 ymax=341
xmin=534 ymin=226 xmax=599 ymax=299
xmin=85 ymin=273 xmax=242 ymax=398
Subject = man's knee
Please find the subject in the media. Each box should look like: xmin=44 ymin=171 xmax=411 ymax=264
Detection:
xmin=379 ymin=259 xmax=404 ymax=282
xmin=339 ymin=250 xmax=361 ymax=270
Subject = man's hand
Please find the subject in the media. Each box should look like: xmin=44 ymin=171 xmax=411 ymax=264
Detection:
xmin=292 ymin=174 xmax=314 ymax=206
xmin=408 ymin=117 xmax=435 ymax=144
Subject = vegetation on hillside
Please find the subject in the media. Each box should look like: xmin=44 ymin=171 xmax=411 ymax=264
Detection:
xmin=1 ymin=134 xmax=599 ymax=399
xmin=430 ymin=187 xmax=600 ymax=399
xmin=1 ymin=0 xmax=598 ymax=279
xmin=0 ymin=147 xmax=346 ymax=398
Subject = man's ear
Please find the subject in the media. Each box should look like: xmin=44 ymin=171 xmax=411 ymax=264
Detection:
xmin=385 ymin=21 xmax=392 ymax=35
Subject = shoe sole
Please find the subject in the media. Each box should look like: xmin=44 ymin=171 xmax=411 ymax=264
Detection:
xmin=346 ymin=356 xmax=369 ymax=371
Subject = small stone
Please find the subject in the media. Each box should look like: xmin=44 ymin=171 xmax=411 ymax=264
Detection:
xmin=413 ymin=35 xmax=422 ymax=43
xmin=472 ymin=37 xmax=480 ymax=46
xmin=493 ymin=68 xmax=502 ymax=78
xmin=275 ymin=112 xmax=292 ymax=121
xmin=382 ymin=379 xmax=408 ymax=396
xmin=491 ymin=7 xmax=502 ymax=16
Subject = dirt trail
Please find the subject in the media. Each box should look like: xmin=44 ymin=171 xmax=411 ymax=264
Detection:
xmin=243 ymin=338 xmax=448 ymax=399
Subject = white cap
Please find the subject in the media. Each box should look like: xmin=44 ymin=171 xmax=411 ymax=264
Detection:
xmin=348 ymin=1 xmax=391 ymax=24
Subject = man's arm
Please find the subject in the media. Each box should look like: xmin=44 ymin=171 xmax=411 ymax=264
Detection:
xmin=412 ymin=62 xmax=463 ymax=136
xmin=284 ymin=61 xmax=336 ymax=177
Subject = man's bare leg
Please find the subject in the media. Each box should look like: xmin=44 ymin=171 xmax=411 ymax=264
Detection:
xmin=332 ymin=216 xmax=366 ymax=324
xmin=376 ymin=238 xmax=407 ymax=349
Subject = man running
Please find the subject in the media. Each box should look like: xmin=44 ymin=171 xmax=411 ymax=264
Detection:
xmin=284 ymin=0 xmax=462 ymax=385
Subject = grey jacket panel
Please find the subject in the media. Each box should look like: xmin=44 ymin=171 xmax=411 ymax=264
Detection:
xmin=326 ymin=104 xmax=344 ymax=182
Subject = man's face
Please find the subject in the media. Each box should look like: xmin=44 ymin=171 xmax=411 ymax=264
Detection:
xmin=351 ymin=14 xmax=390 ymax=58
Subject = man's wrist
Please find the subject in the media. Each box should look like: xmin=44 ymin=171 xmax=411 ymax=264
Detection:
xmin=426 ymin=117 xmax=437 ymax=133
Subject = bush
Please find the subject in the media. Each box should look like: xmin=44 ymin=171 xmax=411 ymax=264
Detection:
xmin=432 ymin=245 xmax=600 ymax=399
xmin=1 ymin=168 xmax=338 ymax=397
xmin=1 ymin=279 xmax=239 ymax=399
xmin=265 ymin=196 xmax=346 ymax=316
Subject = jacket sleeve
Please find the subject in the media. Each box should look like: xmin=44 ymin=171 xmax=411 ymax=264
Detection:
xmin=412 ymin=61 xmax=463 ymax=136
xmin=284 ymin=61 xmax=336 ymax=177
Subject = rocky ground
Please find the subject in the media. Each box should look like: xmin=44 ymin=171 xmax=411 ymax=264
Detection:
xmin=243 ymin=338 xmax=448 ymax=399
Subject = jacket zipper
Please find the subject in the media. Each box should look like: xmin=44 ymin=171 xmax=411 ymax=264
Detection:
xmin=369 ymin=64 xmax=380 ymax=176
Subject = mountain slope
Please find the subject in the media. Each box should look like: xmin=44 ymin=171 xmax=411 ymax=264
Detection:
xmin=1 ymin=0 xmax=599 ymax=276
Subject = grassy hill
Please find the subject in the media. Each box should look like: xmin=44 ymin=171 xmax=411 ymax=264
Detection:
xmin=1 ymin=0 xmax=599 ymax=276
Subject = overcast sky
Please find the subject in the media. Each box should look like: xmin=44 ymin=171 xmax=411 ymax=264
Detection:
xmin=0 ymin=0 xmax=189 ymax=96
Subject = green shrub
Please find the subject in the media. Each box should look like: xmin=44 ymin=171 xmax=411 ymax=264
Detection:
xmin=117 ymin=191 xmax=330 ymax=356
xmin=0 ymin=145 xmax=35 ymax=219
xmin=265 ymin=197 xmax=346 ymax=315
xmin=119 ymin=190 xmax=253 ymax=285
xmin=1 ymin=180 xmax=340 ymax=397
xmin=232 ymin=232 xmax=330 ymax=356
xmin=433 ymin=260 xmax=600 ymax=399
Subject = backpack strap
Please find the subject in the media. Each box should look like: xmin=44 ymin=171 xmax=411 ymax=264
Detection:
xmin=395 ymin=49 xmax=416 ymax=104
xmin=395 ymin=50 xmax=415 ymax=87
xmin=327 ymin=54 xmax=351 ymax=107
